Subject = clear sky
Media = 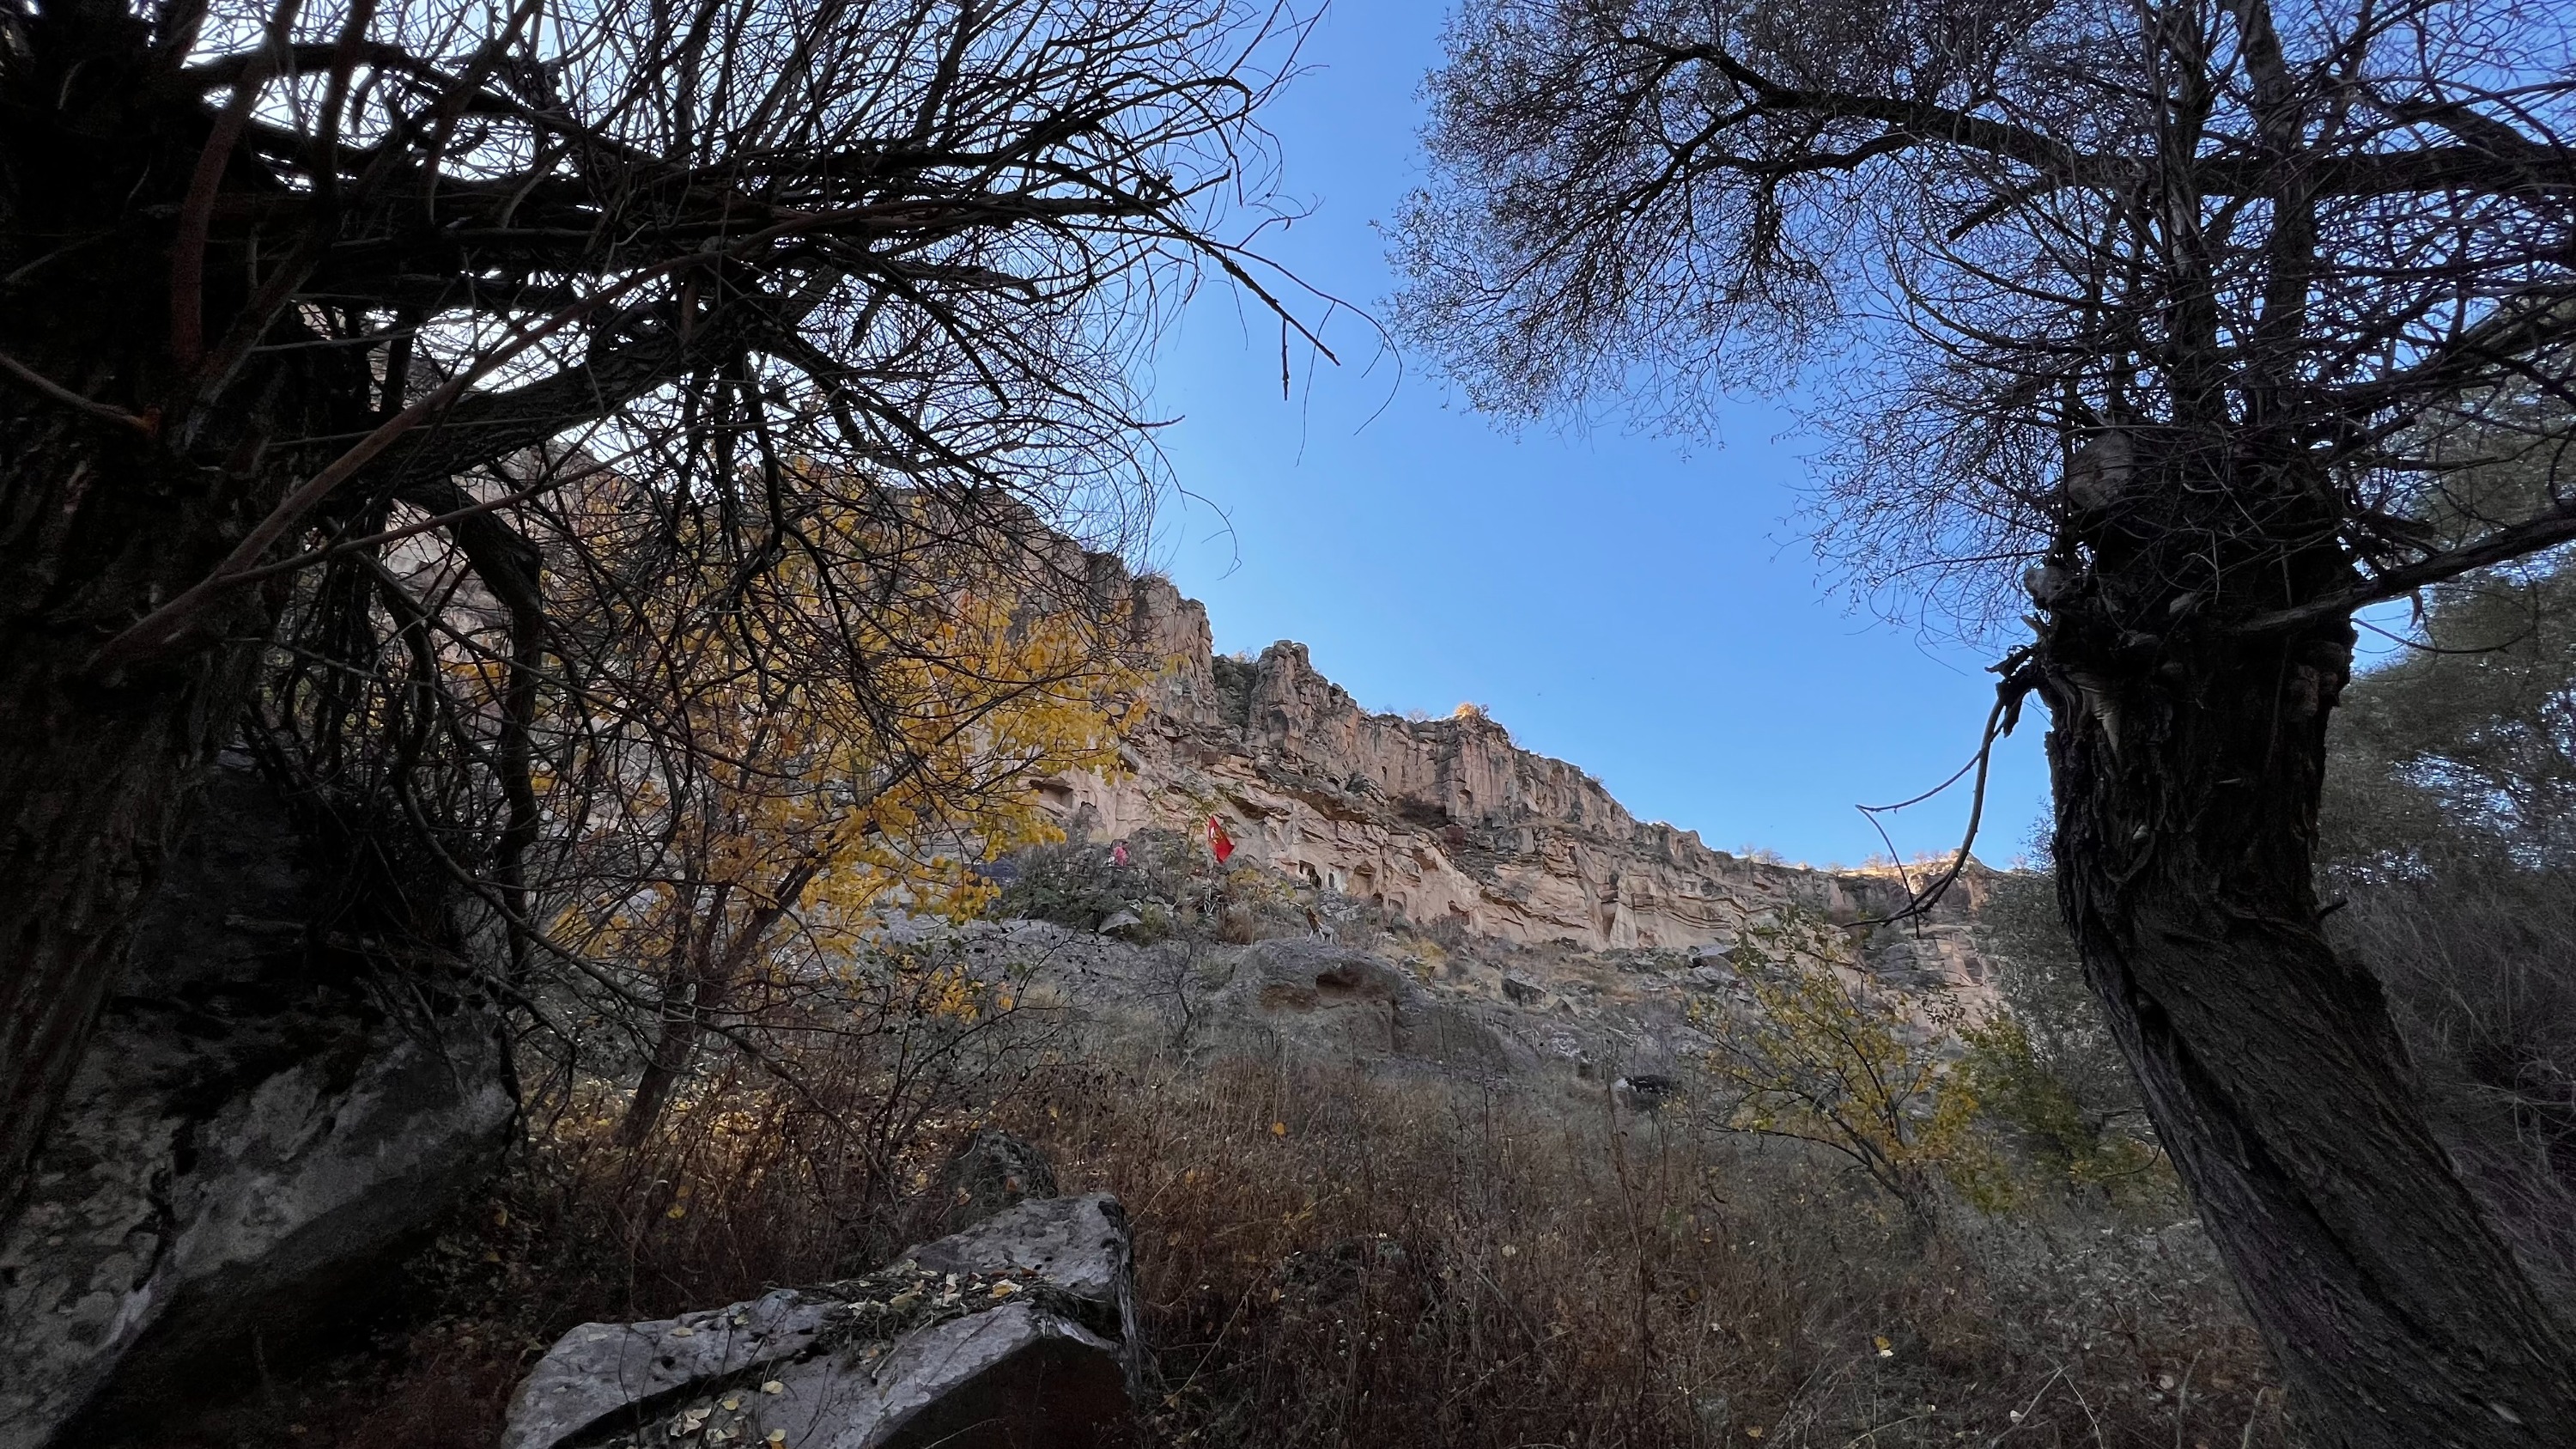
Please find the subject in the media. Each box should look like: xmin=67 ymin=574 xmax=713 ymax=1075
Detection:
xmin=1135 ymin=2 xmax=2054 ymax=869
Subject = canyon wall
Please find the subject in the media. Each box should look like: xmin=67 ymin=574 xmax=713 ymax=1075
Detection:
xmin=1031 ymin=570 xmax=1996 ymax=997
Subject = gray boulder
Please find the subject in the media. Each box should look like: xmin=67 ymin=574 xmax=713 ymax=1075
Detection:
xmin=0 ymin=764 xmax=513 ymax=1448
xmin=503 ymin=1193 xmax=1144 ymax=1449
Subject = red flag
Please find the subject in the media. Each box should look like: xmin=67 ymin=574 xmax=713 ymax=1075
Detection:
xmin=1206 ymin=816 xmax=1235 ymax=865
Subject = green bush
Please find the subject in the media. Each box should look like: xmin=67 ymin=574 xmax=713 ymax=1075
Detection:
xmin=988 ymin=827 xmax=1197 ymax=935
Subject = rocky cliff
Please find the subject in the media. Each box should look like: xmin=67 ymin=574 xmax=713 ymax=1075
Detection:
xmin=1031 ymin=571 xmax=1994 ymax=999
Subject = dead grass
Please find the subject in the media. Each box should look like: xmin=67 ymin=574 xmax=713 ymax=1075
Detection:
xmin=1013 ymin=1048 xmax=2284 ymax=1449
xmin=199 ymin=1032 xmax=2282 ymax=1449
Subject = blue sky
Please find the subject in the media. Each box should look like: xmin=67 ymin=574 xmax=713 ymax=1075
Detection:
xmin=1134 ymin=3 xmax=2054 ymax=868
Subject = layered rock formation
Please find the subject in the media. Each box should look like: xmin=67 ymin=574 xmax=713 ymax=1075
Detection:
xmin=1034 ymin=572 xmax=1993 ymax=996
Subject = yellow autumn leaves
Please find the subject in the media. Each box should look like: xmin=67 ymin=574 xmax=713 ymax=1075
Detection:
xmin=1692 ymin=909 xmax=1998 ymax=1221
xmin=512 ymin=482 xmax=1152 ymax=1138
xmin=558 ymin=497 xmax=1138 ymax=964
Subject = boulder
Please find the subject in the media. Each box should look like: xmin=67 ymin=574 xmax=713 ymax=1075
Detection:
xmin=1501 ymin=974 xmax=1546 ymax=1007
xmin=503 ymin=1194 xmax=1145 ymax=1449
xmin=0 ymin=764 xmax=513 ymax=1448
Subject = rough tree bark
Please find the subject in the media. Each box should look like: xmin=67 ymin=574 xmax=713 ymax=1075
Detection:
xmin=0 ymin=439 xmax=286 ymax=1202
xmin=0 ymin=1 xmax=347 ymax=1192
xmin=2038 ymin=451 xmax=2576 ymax=1446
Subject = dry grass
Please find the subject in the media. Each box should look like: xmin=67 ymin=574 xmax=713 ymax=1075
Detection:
xmin=2330 ymin=858 xmax=2576 ymax=1304
xmin=1018 ymin=1049 xmax=2282 ymax=1449
xmin=171 ymin=1031 xmax=2284 ymax=1449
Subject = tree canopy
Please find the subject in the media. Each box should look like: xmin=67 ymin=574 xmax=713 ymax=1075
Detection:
xmin=0 ymin=0 xmax=1311 ymax=1189
xmin=1397 ymin=0 xmax=2576 ymax=633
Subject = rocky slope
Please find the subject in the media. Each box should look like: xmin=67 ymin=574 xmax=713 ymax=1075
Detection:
xmin=1031 ymin=570 xmax=1996 ymax=1002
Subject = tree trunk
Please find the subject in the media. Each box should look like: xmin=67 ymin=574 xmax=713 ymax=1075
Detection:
xmin=0 ymin=427 xmax=283 ymax=1193
xmin=620 ymin=1003 xmax=705 ymax=1149
xmin=0 ymin=2 xmax=330 ymax=1190
xmin=617 ymin=875 xmax=808 ymax=1146
xmin=2044 ymin=527 xmax=2576 ymax=1445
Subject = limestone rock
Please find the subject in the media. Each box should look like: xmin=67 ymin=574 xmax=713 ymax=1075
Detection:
xmin=0 ymin=764 xmax=513 ymax=1449
xmin=1036 ymin=565 xmax=1998 ymax=1003
xmin=503 ymin=1194 xmax=1143 ymax=1449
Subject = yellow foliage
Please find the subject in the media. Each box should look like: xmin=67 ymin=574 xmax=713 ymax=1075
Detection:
xmin=1692 ymin=910 xmax=1998 ymax=1219
xmin=549 ymin=493 xmax=1144 ymax=999
xmin=1956 ymin=1015 xmax=2169 ymax=1208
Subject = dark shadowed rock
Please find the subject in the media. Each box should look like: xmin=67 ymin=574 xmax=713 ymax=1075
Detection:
xmin=1613 ymin=1073 xmax=1678 ymax=1112
xmin=0 ymin=764 xmax=513 ymax=1449
xmin=502 ymin=1194 xmax=1144 ymax=1449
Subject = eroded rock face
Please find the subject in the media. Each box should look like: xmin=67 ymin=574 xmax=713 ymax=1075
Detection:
xmin=1037 ymin=569 xmax=1994 ymax=998
xmin=502 ymin=1194 xmax=1142 ymax=1449
xmin=0 ymin=765 xmax=513 ymax=1449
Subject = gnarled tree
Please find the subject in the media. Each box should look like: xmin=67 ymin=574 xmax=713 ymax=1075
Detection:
xmin=0 ymin=0 xmax=1307 ymax=1190
xmin=1396 ymin=0 xmax=2576 ymax=1441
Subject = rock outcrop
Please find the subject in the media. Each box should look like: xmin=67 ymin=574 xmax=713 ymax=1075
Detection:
xmin=0 ymin=764 xmax=513 ymax=1449
xmin=1036 ymin=571 xmax=1993 ymax=996
xmin=503 ymin=1193 xmax=1143 ymax=1449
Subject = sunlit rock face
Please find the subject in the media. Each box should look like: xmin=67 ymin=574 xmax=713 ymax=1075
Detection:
xmin=1034 ymin=569 xmax=1996 ymax=1004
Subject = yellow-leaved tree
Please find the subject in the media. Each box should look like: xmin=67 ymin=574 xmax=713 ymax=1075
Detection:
xmin=538 ymin=495 xmax=1143 ymax=1143
xmin=1692 ymin=909 xmax=1997 ymax=1228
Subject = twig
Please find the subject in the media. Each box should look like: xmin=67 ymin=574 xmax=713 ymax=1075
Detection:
xmin=173 ymin=2 xmax=307 ymax=369
xmin=1853 ymin=653 xmax=2039 ymax=928
xmin=2173 ymin=1350 xmax=2199 ymax=1449
xmin=1990 ymin=1364 xmax=2065 ymax=1444
xmin=2239 ymin=1386 xmax=2269 ymax=1449
xmin=88 ymin=262 xmax=701 ymax=677
xmin=0 ymin=349 xmax=155 ymax=435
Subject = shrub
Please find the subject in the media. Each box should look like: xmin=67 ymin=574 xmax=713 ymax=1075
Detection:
xmin=1973 ymin=862 xmax=2151 ymax=1135
xmin=1692 ymin=910 xmax=1995 ymax=1226
xmin=991 ymin=827 xmax=1199 ymax=934
xmin=214 ymin=1026 xmax=2284 ymax=1449
xmin=1028 ymin=1047 xmax=2283 ymax=1449
xmin=1956 ymin=1016 xmax=2172 ymax=1213
xmin=2330 ymin=855 xmax=2576 ymax=1300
